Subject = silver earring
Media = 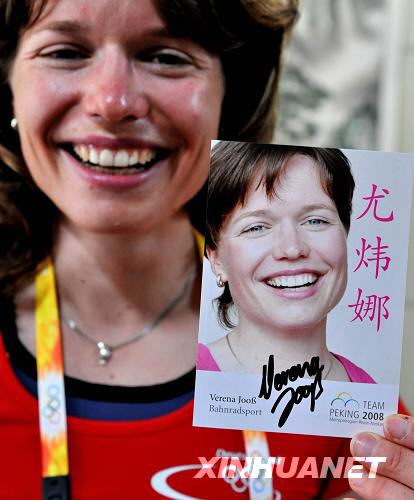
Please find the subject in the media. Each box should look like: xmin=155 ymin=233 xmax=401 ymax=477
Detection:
xmin=216 ymin=274 xmax=225 ymax=288
xmin=10 ymin=118 xmax=18 ymax=130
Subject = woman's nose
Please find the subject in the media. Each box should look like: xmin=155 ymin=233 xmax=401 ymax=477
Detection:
xmin=271 ymin=223 xmax=310 ymax=260
xmin=83 ymin=48 xmax=150 ymax=123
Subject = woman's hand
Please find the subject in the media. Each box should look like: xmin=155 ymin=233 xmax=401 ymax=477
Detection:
xmin=349 ymin=414 xmax=414 ymax=499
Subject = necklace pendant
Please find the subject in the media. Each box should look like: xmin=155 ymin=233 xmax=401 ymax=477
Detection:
xmin=97 ymin=341 xmax=112 ymax=365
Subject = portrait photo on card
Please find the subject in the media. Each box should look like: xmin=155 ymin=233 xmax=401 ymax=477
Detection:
xmin=194 ymin=141 xmax=414 ymax=438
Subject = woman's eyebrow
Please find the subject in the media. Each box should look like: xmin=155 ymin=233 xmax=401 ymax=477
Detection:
xmin=232 ymin=209 xmax=270 ymax=224
xmin=232 ymin=204 xmax=336 ymax=224
xmin=300 ymin=203 xmax=336 ymax=213
xmin=34 ymin=20 xmax=89 ymax=35
xmin=34 ymin=20 xmax=174 ymax=39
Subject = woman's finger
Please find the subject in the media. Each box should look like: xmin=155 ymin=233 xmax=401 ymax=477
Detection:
xmin=349 ymin=468 xmax=414 ymax=500
xmin=350 ymin=419 xmax=414 ymax=490
xmin=383 ymin=414 xmax=414 ymax=446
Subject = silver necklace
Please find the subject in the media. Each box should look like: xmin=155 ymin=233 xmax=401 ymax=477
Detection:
xmin=226 ymin=333 xmax=333 ymax=379
xmin=63 ymin=268 xmax=196 ymax=365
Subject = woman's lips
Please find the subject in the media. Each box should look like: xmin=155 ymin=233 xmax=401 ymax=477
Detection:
xmin=263 ymin=271 xmax=323 ymax=299
xmin=73 ymin=144 xmax=157 ymax=168
xmin=266 ymin=272 xmax=318 ymax=289
xmin=61 ymin=143 xmax=170 ymax=174
xmin=60 ymin=144 xmax=170 ymax=188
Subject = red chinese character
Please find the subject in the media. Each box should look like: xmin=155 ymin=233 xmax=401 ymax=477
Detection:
xmin=357 ymin=184 xmax=394 ymax=222
xmin=348 ymin=288 xmax=390 ymax=332
xmin=348 ymin=288 xmax=365 ymax=322
xmin=353 ymin=236 xmax=391 ymax=279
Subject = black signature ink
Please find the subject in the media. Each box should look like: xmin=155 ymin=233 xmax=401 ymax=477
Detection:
xmin=258 ymin=355 xmax=324 ymax=427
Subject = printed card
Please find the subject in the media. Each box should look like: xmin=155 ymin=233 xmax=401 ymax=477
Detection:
xmin=193 ymin=141 xmax=413 ymax=438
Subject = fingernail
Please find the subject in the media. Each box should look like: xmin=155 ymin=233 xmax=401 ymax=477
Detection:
xmin=385 ymin=414 xmax=410 ymax=440
xmin=351 ymin=433 xmax=378 ymax=456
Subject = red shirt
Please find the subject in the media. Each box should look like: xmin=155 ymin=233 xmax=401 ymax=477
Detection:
xmin=0 ymin=335 xmax=358 ymax=499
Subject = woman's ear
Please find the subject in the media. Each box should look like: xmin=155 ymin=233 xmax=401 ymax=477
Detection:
xmin=206 ymin=246 xmax=228 ymax=283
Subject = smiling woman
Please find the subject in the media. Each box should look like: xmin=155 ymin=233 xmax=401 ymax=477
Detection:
xmin=0 ymin=1 xmax=360 ymax=499
xmin=199 ymin=141 xmax=376 ymax=383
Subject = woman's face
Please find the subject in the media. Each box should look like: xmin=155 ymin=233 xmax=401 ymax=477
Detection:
xmin=209 ymin=155 xmax=348 ymax=333
xmin=9 ymin=0 xmax=224 ymax=233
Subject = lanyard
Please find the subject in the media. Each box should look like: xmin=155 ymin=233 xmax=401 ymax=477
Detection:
xmin=35 ymin=257 xmax=70 ymax=499
xmin=243 ymin=431 xmax=273 ymax=500
xmin=34 ymin=241 xmax=272 ymax=500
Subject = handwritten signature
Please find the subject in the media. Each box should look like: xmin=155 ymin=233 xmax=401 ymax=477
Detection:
xmin=258 ymin=355 xmax=324 ymax=427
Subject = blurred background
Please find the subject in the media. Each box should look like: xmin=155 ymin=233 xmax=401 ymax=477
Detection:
xmin=275 ymin=0 xmax=414 ymax=413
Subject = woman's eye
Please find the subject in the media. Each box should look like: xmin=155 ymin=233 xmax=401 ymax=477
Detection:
xmin=242 ymin=224 xmax=267 ymax=234
xmin=142 ymin=50 xmax=191 ymax=67
xmin=305 ymin=218 xmax=329 ymax=226
xmin=40 ymin=47 xmax=88 ymax=60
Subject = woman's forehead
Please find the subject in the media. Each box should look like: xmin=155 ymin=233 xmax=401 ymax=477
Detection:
xmin=26 ymin=0 xmax=167 ymax=35
xmin=228 ymin=158 xmax=335 ymax=218
xmin=245 ymin=155 xmax=322 ymax=200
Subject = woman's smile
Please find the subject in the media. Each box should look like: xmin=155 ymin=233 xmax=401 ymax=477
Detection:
xmin=263 ymin=269 xmax=321 ymax=297
xmin=71 ymin=144 xmax=163 ymax=173
xmin=60 ymin=142 xmax=170 ymax=189
xmin=57 ymin=134 xmax=173 ymax=188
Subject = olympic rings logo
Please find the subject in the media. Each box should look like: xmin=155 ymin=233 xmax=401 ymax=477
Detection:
xmin=222 ymin=469 xmax=249 ymax=493
xmin=221 ymin=452 xmax=276 ymax=497
xmin=222 ymin=469 xmax=270 ymax=495
xmin=42 ymin=384 xmax=62 ymax=424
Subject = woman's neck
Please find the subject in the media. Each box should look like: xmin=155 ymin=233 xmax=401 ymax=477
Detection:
xmin=231 ymin=318 xmax=331 ymax=374
xmin=54 ymin=211 xmax=196 ymax=324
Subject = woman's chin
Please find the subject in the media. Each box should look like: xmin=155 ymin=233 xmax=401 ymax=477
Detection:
xmin=254 ymin=315 xmax=327 ymax=337
xmin=60 ymin=211 xmax=151 ymax=236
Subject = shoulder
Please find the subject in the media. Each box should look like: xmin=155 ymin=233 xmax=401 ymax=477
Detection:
xmin=196 ymin=343 xmax=221 ymax=371
xmin=333 ymin=353 xmax=376 ymax=383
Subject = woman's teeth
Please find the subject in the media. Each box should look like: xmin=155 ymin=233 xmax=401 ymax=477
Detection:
xmin=266 ymin=273 xmax=318 ymax=289
xmin=73 ymin=145 xmax=157 ymax=169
